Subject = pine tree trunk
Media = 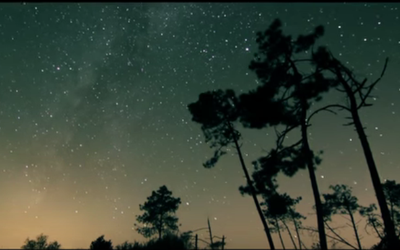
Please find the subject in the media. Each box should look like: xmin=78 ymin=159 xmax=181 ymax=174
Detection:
xmin=275 ymin=217 xmax=286 ymax=250
xmin=336 ymin=73 xmax=399 ymax=248
xmin=300 ymin=102 xmax=328 ymax=250
xmin=290 ymin=209 xmax=303 ymax=250
xmin=351 ymin=108 xmax=398 ymax=247
xmin=282 ymin=219 xmax=298 ymax=249
xmin=208 ymin=218 xmax=214 ymax=250
xmin=348 ymin=208 xmax=362 ymax=250
xmin=227 ymin=122 xmax=275 ymax=250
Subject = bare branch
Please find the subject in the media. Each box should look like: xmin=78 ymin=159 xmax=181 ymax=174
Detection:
xmin=352 ymin=78 xmax=368 ymax=95
xmin=324 ymin=222 xmax=358 ymax=249
xmin=357 ymin=57 xmax=388 ymax=109
xmin=301 ymin=226 xmax=357 ymax=249
xmin=335 ymin=86 xmax=347 ymax=93
xmin=276 ymin=124 xmax=298 ymax=148
xmin=343 ymin=121 xmax=355 ymax=127
xmin=307 ymin=104 xmax=349 ymax=123
xmin=277 ymin=139 xmax=302 ymax=156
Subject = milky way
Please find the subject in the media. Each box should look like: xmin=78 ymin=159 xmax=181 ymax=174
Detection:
xmin=0 ymin=2 xmax=399 ymax=249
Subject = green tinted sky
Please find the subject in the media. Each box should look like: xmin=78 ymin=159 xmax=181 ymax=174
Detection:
xmin=0 ymin=2 xmax=399 ymax=249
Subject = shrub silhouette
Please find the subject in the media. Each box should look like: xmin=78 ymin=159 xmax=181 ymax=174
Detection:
xmin=90 ymin=235 xmax=113 ymax=250
xmin=21 ymin=234 xmax=61 ymax=250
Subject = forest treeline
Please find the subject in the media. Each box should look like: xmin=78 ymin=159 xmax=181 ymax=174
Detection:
xmin=22 ymin=185 xmax=226 ymax=250
xmin=20 ymin=18 xmax=400 ymax=250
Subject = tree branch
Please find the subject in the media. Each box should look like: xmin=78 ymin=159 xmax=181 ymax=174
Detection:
xmin=301 ymin=226 xmax=357 ymax=249
xmin=357 ymin=58 xmax=388 ymax=110
xmin=307 ymin=104 xmax=350 ymax=123
xmin=324 ymin=222 xmax=358 ymax=249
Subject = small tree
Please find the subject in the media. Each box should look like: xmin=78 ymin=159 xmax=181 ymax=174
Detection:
xmin=90 ymin=235 xmax=113 ymax=250
xmin=322 ymin=184 xmax=362 ymax=250
xmin=382 ymin=180 xmax=400 ymax=229
xmin=115 ymin=241 xmax=137 ymax=250
xmin=135 ymin=185 xmax=181 ymax=240
xmin=359 ymin=204 xmax=384 ymax=240
xmin=263 ymin=192 xmax=306 ymax=250
xmin=360 ymin=180 xmax=400 ymax=248
xmin=21 ymin=234 xmax=61 ymax=250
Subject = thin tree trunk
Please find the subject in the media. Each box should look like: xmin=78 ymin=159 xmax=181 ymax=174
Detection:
xmin=282 ymin=219 xmax=298 ymax=249
xmin=324 ymin=221 xmax=357 ymax=249
xmin=336 ymin=72 xmax=399 ymax=248
xmin=208 ymin=218 xmax=214 ymax=250
xmin=290 ymin=209 xmax=302 ymax=250
xmin=300 ymin=101 xmax=328 ymax=250
xmin=227 ymin=122 xmax=275 ymax=250
xmin=275 ymin=217 xmax=286 ymax=250
xmin=369 ymin=217 xmax=384 ymax=240
xmin=348 ymin=208 xmax=362 ymax=250
xmin=300 ymin=240 xmax=308 ymax=250
xmin=303 ymin=225 xmax=358 ymax=250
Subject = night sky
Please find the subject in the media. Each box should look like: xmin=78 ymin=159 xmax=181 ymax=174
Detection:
xmin=0 ymin=2 xmax=399 ymax=249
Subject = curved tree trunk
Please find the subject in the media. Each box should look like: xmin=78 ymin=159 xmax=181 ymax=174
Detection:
xmin=300 ymin=102 xmax=328 ymax=250
xmin=336 ymin=72 xmax=399 ymax=248
xmin=227 ymin=122 xmax=275 ymax=250
xmin=351 ymin=107 xmax=398 ymax=247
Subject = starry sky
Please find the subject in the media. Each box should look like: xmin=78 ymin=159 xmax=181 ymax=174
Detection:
xmin=0 ymin=2 xmax=399 ymax=249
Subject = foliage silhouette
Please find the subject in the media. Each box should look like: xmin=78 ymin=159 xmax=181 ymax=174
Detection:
xmin=140 ymin=233 xmax=187 ymax=250
xmin=382 ymin=180 xmax=400 ymax=229
xmin=322 ymin=184 xmax=363 ymax=249
xmin=114 ymin=233 xmax=191 ymax=250
xmin=90 ymin=235 xmax=113 ymax=250
xmin=360 ymin=180 xmax=400 ymax=249
xmin=21 ymin=234 xmax=61 ymax=250
xmin=262 ymin=192 xmax=305 ymax=250
xmin=134 ymin=185 xmax=181 ymax=240
xmin=188 ymin=89 xmax=275 ymax=249
xmin=359 ymin=203 xmax=384 ymax=240
xmin=239 ymin=18 xmax=342 ymax=250
xmin=115 ymin=241 xmax=139 ymax=250
xmin=310 ymin=39 xmax=398 ymax=248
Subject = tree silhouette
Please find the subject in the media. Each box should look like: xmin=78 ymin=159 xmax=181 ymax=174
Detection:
xmin=322 ymin=184 xmax=363 ymax=250
xmin=263 ymin=202 xmax=286 ymax=250
xmin=143 ymin=233 xmax=188 ymax=250
xmin=239 ymin=18 xmax=341 ymax=250
xmin=90 ymin=235 xmax=113 ymax=250
xmin=262 ymin=192 xmax=305 ymax=250
xmin=382 ymin=180 xmax=400 ymax=230
xmin=188 ymin=89 xmax=275 ymax=250
xmin=179 ymin=231 xmax=195 ymax=250
xmin=135 ymin=185 xmax=181 ymax=240
xmin=310 ymin=42 xmax=399 ymax=248
xmin=360 ymin=180 xmax=400 ymax=249
xmin=359 ymin=204 xmax=384 ymax=240
xmin=21 ymin=234 xmax=61 ymax=250
xmin=115 ymin=241 xmax=138 ymax=250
